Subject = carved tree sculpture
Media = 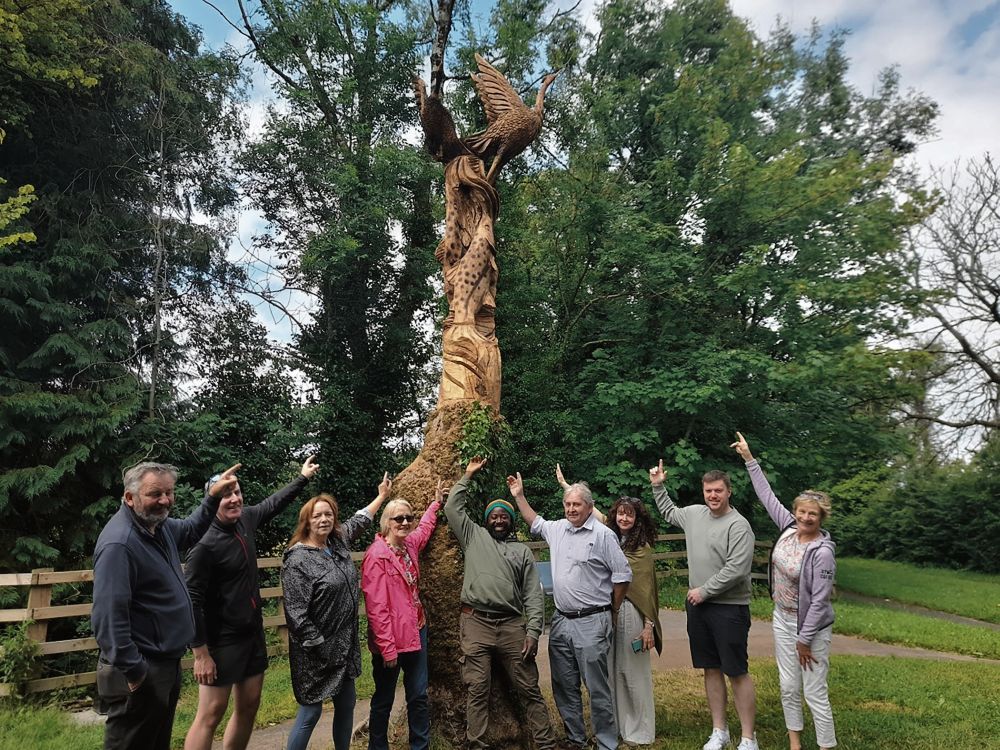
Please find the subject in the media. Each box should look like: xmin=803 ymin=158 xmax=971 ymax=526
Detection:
xmin=384 ymin=56 xmax=556 ymax=747
xmin=415 ymin=55 xmax=557 ymax=409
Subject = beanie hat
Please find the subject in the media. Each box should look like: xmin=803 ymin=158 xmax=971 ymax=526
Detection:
xmin=484 ymin=498 xmax=516 ymax=522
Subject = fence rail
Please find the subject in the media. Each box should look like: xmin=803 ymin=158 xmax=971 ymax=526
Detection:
xmin=0 ymin=533 xmax=770 ymax=696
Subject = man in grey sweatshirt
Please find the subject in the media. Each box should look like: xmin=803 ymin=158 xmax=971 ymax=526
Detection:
xmin=649 ymin=460 xmax=759 ymax=750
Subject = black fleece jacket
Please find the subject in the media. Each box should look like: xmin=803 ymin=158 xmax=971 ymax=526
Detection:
xmin=185 ymin=475 xmax=308 ymax=647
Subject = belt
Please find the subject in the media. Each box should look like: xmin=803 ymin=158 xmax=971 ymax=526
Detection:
xmin=460 ymin=604 xmax=517 ymax=621
xmin=556 ymin=604 xmax=612 ymax=620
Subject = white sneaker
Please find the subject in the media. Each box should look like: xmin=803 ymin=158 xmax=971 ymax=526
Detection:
xmin=703 ymin=728 xmax=731 ymax=750
xmin=736 ymin=736 xmax=759 ymax=750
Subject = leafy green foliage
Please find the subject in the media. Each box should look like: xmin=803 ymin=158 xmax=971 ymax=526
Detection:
xmin=0 ymin=0 xmax=245 ymax=570
xmin=832 ymin=435 xmax=1000 ymax=573
xmin=0 ymin=622 xmax=40 ymax=698
xmin=490 ymin=0 xmax=937 ymax=532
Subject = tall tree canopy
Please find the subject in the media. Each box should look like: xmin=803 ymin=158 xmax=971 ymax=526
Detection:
xmin=0 ymin=0 xmax=245 ymax=569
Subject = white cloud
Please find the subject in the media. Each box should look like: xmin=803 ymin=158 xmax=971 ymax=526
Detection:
xmin=730 ymin=0 xmax=1000 ymax=172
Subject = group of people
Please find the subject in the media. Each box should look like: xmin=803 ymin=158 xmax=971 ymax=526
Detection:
xmin=91 ymin=430 xmax=837 ymax=750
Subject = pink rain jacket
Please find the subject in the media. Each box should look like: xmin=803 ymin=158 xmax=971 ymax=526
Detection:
xmin=361 ymin=499 xmax=441 ymax=662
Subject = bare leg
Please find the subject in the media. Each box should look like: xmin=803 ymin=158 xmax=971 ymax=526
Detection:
xmin=703 ymin=669 xmax=728 ymax=730
xmin=223 ymin=673 xmax=264 ymax=750
xmin=729 ymin=673 xmax=756 ymax=740
xmin=184 ymin=684 xmax=232 ymax=750
xmin=787 ymin=729 xmax=802 ymax=750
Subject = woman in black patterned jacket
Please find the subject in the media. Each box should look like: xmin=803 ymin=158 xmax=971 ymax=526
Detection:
xmin=281 ymin=474 xmax=391 ymax=750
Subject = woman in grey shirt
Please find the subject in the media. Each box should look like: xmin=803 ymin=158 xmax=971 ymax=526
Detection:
xmin=732 ymin=432 xmax=837 ymax=750
xmin=281 ymin=475 xmax=391 ymax=750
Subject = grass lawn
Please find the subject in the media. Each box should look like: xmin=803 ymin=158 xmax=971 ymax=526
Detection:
xmin=4 ymin=656 xmax=999 ymax=749
xmin=657 ymin=578 xmax=1000 ymax=659
xmin=837 ymin=557 xmax=1000 ymax=623
xmin=833 ymin=600 xmax=1000 ymax=659
xmin=0 ymin=652 xmax=375 ymax=750
xmin=640 ymin=656 xmax=1000 ymax=750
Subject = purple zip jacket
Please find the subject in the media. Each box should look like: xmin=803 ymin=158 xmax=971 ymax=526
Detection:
xmin=745 ymin=459 xmax=836 ymax=646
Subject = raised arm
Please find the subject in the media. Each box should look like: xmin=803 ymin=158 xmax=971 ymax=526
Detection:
xmin=732 ymin=431 xmax=794 ymax=530
xmin=555 ymin=463 xmax=570 ymax=490
xmin=445 ymin=458 xmax=487 ymax=548
xmin=649 ymin=459 xmax=686 ymax=529
xmin=170 ymin=464 xmax=239 ymax=550
xmin=247 ymin=455 xmax=319 ymax=527
xmin=409 ymin=480 xmax=443 ymax=554
xmin=506 ymin=472 xmax=538 ymax=528
xmin=342 ymin=472 xmax=392 ymax=543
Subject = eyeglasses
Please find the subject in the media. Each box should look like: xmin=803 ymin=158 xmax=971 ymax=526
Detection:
xmin=390 ymin=514 xmax=415 ymax=524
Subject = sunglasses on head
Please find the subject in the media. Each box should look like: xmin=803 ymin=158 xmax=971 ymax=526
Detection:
xmin=390 ymin=514 xmax=415 ymax=524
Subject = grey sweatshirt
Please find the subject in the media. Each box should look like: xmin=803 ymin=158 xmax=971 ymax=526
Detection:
xmin=652 ymin=483 xmax=754 ymax=605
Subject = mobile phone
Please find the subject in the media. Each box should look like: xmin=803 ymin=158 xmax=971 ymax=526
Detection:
xmin=631 ymin=637 xmax=643 ymax=653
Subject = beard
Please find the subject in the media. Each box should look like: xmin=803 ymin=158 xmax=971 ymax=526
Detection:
xmin=133 ymin=505 xmax=169 ymax=529
xmin=488 ymin=525 xmax=511 ymax=541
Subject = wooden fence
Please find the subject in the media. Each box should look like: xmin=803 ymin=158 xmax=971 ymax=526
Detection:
xmin=0 ymin=534 xmax=770 ymax=697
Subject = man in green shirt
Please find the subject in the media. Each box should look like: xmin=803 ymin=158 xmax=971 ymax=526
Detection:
xmin=650 ymin=459 xmax=759 ymax=750
xmin=445 ymin=457 xmax=557 ymax=750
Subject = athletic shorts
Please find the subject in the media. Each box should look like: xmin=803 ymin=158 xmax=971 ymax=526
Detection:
xmin=686 ymin=601 xmax=750 ymax=676
xmin=209 ymin=629 xmax=268 ymax=686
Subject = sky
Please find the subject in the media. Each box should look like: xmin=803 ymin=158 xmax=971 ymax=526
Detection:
xmin=169 ymin=0 xmax=1000 ymax=341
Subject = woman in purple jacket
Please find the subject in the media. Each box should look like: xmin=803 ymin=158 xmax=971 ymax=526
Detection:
xmin=732 ymin=432 xmax=837 ymax=750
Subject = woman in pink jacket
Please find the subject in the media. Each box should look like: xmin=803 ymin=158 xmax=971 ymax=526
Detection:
xmin=361 ymin=482 xmax=443 ymax=750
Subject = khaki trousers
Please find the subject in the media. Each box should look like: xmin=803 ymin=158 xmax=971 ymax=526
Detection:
xmin=459 ymin=610 xmax=557 ymax=750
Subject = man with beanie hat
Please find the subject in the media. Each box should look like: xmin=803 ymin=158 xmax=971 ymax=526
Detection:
xmin=445 ymin=457 xmax=557 ymax=750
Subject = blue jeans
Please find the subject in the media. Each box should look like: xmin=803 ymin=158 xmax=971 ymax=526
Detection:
xmin=368 ymin=626 xmax=429 ymax=750
xmin=286 ymin=678 xmax=357 ymax=750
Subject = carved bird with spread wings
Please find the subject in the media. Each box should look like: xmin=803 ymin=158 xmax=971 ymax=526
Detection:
xmin=462 ymin=53 xmax=559 ymax=183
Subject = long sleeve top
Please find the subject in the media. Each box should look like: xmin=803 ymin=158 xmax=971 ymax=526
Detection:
xmin=92 ymin=493 xmax=221 ymax=683
xmin=652 ymin=483 xmax=753 ymax=605
xmin=281 ymin=509 xmax=373 ymax=705
xmin=745 ymin=459 xmax=836 ymax=644
xmin=445 ymin=476 xmax=544 ymax=639
xmin=361 ymin=500 xmax=441 ymax=662
xmin=186 ymin=475 xmax=308 ymax=647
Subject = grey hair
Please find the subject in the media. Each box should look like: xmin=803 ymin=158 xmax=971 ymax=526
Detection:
xmin=563 ymin=482 xmax=594 ymax=508
xmin=122 ymin=462 xmax=178 ymax=501
xmin=379 ymin=499 xmax=414 ymax=536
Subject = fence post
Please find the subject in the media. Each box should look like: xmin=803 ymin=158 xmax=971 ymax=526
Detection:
xmin=26 ymin=568 xmax=53 ymax=678
xmin=26 ymin=568 xmax=53 ymax=644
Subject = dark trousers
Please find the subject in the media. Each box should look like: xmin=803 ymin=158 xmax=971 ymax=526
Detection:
xmin=368 ymin=626 xmax=429 ymax=750
xmin=103 ymin=657 xmax=181 ymax=750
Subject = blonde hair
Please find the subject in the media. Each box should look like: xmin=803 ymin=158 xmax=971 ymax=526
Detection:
xmin=793 ymin=490 xmax=832 ymax=522
xmin=379 ymin=499 xmax=414 ymax=536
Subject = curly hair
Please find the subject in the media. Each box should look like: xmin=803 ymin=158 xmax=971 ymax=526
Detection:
xmin=607 ymin=496 xmax=657 ymax=552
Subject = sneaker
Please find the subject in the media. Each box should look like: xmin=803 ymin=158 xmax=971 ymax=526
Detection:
xmin=736 ymin=736 xmax=759 ymax=750
xmin=703 ymin=728 xmax=732 ymax=750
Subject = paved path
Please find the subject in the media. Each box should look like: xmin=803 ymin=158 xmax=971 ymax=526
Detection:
xmin=233 ymin=607 xmax=998 ymax=749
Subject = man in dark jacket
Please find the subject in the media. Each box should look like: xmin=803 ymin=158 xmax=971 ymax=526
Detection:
xmin=183 ymin=456 xmax=319 ymax=750
xmin=92 ymin=461 xmax=239 ymax=750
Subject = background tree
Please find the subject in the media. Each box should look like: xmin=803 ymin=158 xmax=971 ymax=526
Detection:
xmin=0 ymin=0 xmax=246 ymax=570
xmin=231 ymin=0 xmax=441 ymax=501
xmin=904 ymin=154 xmax=1000 ymax=445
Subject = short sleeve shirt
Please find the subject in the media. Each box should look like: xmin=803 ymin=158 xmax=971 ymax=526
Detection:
xmin=530 ymin=512 xmax=632 ymax=612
